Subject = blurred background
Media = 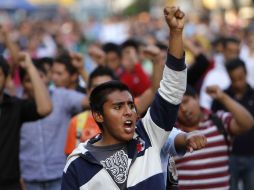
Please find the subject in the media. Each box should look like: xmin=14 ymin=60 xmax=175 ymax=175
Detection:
xmin=1 ymin=0 xmax=253 ymax=50
xmin=1 ymin=1 xmax=254 ymax=190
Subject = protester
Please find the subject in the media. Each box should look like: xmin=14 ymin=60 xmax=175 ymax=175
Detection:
xmin=0 ymin=53 xmax=52 ymax=190
xmin=173 ymin=85 xmax=254 ymax=190
xmin=120 ymin=38 xmax=151 ymax=97
xmin=19 ymin=57 xmax=85 ymax=190
xmin=61 ymin=6 xmax=188 ymax=190
xmin=199 ymin=37 xmax=241 ymax=109
xmin=64 ymin=43 xmax=166 ymax=155
xmin=211 ymin=58 xmax=254 ymax=190
xmin=52 ymin=52 xmax=87 ymax=94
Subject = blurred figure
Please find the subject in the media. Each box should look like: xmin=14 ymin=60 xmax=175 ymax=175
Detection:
xmin=87 ymin=44 xmax=106 ymax=67
xmin=240 ymin=26 xmax=254 ymax=88
xmin=0 ymin=53 xmax=52 ymax=190
xmin=102 ymin=42 xmax=124 ymax=76
xmin=120 ymin=38 xmax=151 ymax=97
xmin=200 ymin=37 xmax=240 ymax=109
xmin=211 ymin=58 xmax=254 ymax=190
xmin=64 ymin=66 xmax=117 ymax=155
xmin=52 ymin=53 xmax=86 ymax=94
xmin=174 ymin=85 xmax=254 ymax=190
xmin=184 ymin=37 xmax=213 ymax=94
xmin=32 ymin=57 xmax=54 ymax=88
xmin=19 ymin=57 xmax=85 ymax=190
xmin=0 ymin=25 xmax=21 ymax=95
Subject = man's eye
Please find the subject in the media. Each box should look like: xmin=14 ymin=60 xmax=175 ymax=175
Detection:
xmin=114 ymin=105 xmax=121 ymax=110
xmin=129 ymin=103 xmax=135 ymax=109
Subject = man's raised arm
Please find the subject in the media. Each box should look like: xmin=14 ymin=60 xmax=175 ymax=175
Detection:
xmin=141 ymin=7 xmax=187 ymax=148
xmin=18 ymin=52 xmax=52 ymax=116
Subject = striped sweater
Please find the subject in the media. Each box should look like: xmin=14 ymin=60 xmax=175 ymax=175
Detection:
xmin=61 ymin=53 xmax=187 ymax=190
xmin=175 ymin=110 xmax=233 ymax=190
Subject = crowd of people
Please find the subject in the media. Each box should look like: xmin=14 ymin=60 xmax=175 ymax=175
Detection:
xmin=0 ymin=4 xmax=254 ymax=190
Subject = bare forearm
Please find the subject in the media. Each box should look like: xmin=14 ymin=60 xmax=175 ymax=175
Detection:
xmin=174 ymin=132 xmax=187 ymax=153
xmin=79 ymin=69 xmax=89 ymax=84
xmin=27 ymin=66 xmax=52 ymax=115
xmin=220 ymin=93 xmax=254 ymax=134
xmin=169 ymin=32 xmax=184 ymax=59
xmin=5 ymin=37 xmax=19 ymax=61
xmin=136 ymin=59 xmax=162 ymax=114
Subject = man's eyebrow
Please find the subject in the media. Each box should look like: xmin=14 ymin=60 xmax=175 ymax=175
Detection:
xmin=112 ymin=100 xmax=134 ymax=105
xmin=127 ymin=101 xmax=134 ymax=104
xmin=112 ymin=101 xmax=124 ymax=105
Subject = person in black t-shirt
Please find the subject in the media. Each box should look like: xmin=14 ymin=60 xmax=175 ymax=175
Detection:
xmin=211 ymin=58 xmax=254 ymax=190
xmin=0 ymin=53 xmax=52 ymax=190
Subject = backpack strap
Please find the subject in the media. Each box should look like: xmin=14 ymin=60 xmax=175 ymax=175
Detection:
xmin=209 ymin=113 xmax=230 ymax=153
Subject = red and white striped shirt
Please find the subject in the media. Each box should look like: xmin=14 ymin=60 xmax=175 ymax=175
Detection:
xmin=175 ymin=110 xmax=233 ymax=190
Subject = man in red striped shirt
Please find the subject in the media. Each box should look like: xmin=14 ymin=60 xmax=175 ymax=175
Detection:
xmin=173 ymin=85 xmax=254 ymax=190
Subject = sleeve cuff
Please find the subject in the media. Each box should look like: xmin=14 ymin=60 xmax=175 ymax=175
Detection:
xmin=162 ymin=127 xmax=186 ymax=157
xmin=166 ymin=52 xmax=186 ymax=71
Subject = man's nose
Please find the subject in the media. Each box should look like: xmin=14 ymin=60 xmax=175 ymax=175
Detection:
xmin=124 ymin=105 xmax=133 ymax=116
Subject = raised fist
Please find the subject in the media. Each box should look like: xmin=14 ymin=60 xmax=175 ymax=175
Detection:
xmin=164 ymin=7 xmax=185 ymax=33
xmin=206 ymin=85 xmax=224 ymax=101
xmin=18 ymin=52 xmax=33 ymax=69
xmin=71 ymin=52 xmax=84 ymax=71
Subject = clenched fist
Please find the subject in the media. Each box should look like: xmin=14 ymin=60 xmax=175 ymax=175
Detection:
xmin=164 ymin=7 xmax=185 ymax=33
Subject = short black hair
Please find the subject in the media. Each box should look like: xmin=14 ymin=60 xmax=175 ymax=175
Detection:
xmin=54 ymin=53 xmax=77 ymax=75
xmin=222 ymin=37 xmax=240 ymax=48
xmin=89 ymin=80 xmax=132 ymax=129
xmin=88 ymin=66 xmax=118 ymax=89
xmin=225 ymin=58 xmax=247 ymax=73
xmin=121 ymin=39 xmax=139 ymax=52
xmin=20 ymin=61 xmax=47 ymax=82
xmin=211 ymin=36 xmax=226 ymax=47
xmin=184 ymin=85 xmax=197 ymax=98
xmin=0 ymin=55 xmax=9 ymax=77
xmin=102 ymin=42 xmax=121 ymax=57
xmin=35 ymin=57 xmax=53 ymax=67
xmin=156 ymin=42 xmax=168 ymax=51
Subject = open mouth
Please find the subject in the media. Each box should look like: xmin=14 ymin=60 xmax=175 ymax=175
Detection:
xmin=123 ymin=120 xmax=133 ymax=133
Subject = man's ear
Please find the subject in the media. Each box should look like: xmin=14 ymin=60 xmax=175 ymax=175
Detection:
xmin=92 ymin=112 xmax=104 ymax=123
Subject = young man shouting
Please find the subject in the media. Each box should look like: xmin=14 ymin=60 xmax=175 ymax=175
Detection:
xmin=61 ymin=7 xmax=205 ymax=190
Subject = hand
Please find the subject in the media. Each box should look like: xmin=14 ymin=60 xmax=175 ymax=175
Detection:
xmin=206 ymin=85 xmax=225 ymax=101
xmin=71 ymin=52 xmax=84 ymax=71
xmin=18 ymin=52 xmax=33 ymax=69
xmin=142 ymin=45 xmax=161 ymax=62
xmin=88 ymin=45 xmax=105 ymax=66
xmin=185 ymin=131 xmax=207 ymax=152
xmin=164 ymin=7 xmax=185 ymax=33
